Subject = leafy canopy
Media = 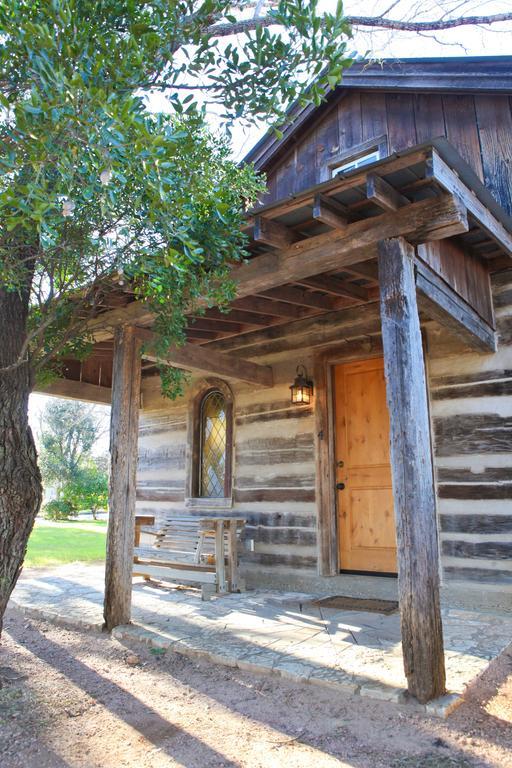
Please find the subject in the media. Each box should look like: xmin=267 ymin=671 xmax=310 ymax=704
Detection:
xmin=0 ymin=1 xmax=352 ymax=395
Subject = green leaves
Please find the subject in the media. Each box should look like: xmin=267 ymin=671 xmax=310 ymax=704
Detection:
xmin=0 ymin=0 xmax=352 ymax=397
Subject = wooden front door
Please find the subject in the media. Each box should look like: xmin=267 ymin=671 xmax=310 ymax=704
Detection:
xmin=334 ymin=358 xmax=397 ymax=574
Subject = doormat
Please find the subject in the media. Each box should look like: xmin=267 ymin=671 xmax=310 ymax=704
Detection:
xmin=312 ymin=596 xmax=398 ymax=614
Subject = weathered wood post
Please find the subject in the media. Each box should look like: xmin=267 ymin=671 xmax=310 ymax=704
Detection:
xmin=378 ymin=236 xmax=446 ymax=703
xmin=104 ymin=325 xmax=142 ymax=631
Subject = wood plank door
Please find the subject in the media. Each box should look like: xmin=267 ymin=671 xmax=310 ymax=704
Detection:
xmin=334 ymin=358 xmax=397 ymax=574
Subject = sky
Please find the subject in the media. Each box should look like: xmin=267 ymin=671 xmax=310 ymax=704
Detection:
xmin=29 ymin=0 xmax=512 ymax=435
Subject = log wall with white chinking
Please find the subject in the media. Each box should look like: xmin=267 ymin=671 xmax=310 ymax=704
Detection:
xmin=136 ymin=359 xmax=318 ymax=586
xmin=427 ymin=267 xmax=512 ymax=593
xmin=134 ymin=267 xmax=512 ymax=597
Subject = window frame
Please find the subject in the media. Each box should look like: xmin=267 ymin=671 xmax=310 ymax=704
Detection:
xmin=185 ymin=378 xmax=234 ymax=502
xmin=324 ymin=135 xmax=388 ymax=181
xmin=198 ymin=389 xmax=229 ymax=499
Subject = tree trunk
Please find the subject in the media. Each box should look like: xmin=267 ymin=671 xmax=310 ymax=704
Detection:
xmin=0 ymin=281 xmax=42 ymax=635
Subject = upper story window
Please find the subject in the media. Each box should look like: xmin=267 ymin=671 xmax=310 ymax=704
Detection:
xmin=331 ymin=149 xmax=381 ymax=177
xmin=323 ymin=135 xmax=387 ymax=182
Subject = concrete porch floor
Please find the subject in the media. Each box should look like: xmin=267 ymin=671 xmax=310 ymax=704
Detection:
xmin=12 ymin=563 xmax=512 ymax=717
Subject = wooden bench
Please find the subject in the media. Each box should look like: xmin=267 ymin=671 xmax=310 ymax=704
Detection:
xmin=133 ymin=515 xmax=245 ymax=599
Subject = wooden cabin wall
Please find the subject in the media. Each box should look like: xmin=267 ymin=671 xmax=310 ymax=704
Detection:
xmin=136 ymin=360 xmax=318 ymax=585
xmin=263 ymin=92 xmax=512 ymax=216
xmin=427 ymin=267 xmax=512 ymax=591
xmin=135 ymin=269 xmax=512 ymax=595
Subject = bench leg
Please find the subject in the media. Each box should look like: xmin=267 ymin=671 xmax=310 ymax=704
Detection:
xmin=226 ymin=521 xmax=239 ymax=592
xmin=201 ymin=583 xmax=216 ymax=601
xmin=215 ymin=521 xmax=227 ymax=593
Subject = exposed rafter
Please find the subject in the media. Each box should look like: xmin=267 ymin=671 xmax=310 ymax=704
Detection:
xmin=136 ymin=328 xmax=274 ymax=387
xmin=256 ymin=285 xmax=339 ymax=311
xmin=88 ymin=193 xmax=469 ymax=344
xmin=367 ymin=173 xmax=410 ymax=212
xmin=294 ymin=275 xmax=370 ymax=302
xmin=312 ymin=194 xmax=351 ymax=230
xmin=253 ymin=216 xmax=299 ymax=249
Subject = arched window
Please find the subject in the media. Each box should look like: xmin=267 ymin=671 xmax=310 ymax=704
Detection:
xmin=185 ymin=379 xmax=233 ymax=502
xmin=199 ymin=390 xmax=228 ymax=498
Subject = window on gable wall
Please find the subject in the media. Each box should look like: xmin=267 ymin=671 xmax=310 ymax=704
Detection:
xmin=330 ymin=148 xmax=381 ymax=177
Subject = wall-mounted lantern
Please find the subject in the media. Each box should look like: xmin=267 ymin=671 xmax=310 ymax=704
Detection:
xmin=290 ymin=364 xmax=314 ymax=405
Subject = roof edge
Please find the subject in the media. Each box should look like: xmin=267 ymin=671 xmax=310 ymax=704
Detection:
xmin=244 ymin=56 xmax=512 ymax=171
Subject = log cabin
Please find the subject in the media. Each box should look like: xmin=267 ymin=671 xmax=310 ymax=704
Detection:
xmin=38 ymin=56 xmax=512 ymax=702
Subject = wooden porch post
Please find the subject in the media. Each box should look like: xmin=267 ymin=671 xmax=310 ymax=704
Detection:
xmin=104 ymin=325 xmax=142 ymax=631
xmin=378 ymin=237 xmax=446 ymax=703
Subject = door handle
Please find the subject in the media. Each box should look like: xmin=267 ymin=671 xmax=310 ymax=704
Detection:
xmin=336 ymin=482 xmax=345 ymax=491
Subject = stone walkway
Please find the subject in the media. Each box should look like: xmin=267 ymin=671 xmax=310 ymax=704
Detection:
xmin=12 ymin=564 xmax=512 ymax=717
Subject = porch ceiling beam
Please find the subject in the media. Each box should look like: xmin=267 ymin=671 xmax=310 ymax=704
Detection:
xmin=253 ymin=216 xmax=300 ymax=249
xmin=312 ymin=193 xmax=351 ymax=230
xmin=231 ymin=295 xmax=308 ymax=319
xmin=294 ymin=274 xmax=369 ymax=302
xmin=339 ymin=261 xmax=379 ymax=282
xmin=256 ymin=285 xmax=339 ymax=311
xmin=88 ymin=194 xmax=468 ymax=342
xmin=366 ymin=173 xmax=410 ymax=212
xmin=87 ymin=300 xmax=154 ymax=343
xmin=191 ymin=308 xmax=277 ymax=326
xmin=135 ymin=328 xmax=273 ymax=388
xmin=34 ymin=378 xmax=112 ymax=405
xmin=187 ymin=318 xmax=245 ymax=334
xmin=427 ymin=149 xmax=512 ymax=258
xmin=415 ymin=258 xmax=497 ymax=353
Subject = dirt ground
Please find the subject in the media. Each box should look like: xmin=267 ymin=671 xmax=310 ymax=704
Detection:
xmin=1 ymin=607 xmax=511 ymax=768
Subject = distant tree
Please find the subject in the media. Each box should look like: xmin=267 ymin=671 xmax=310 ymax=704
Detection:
xmin=62 ymin=458 xmax=109 ymax=519
xmin=39 ymin=401 xmax=106 ymax=489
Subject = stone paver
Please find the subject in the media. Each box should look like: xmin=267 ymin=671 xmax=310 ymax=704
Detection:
xmin=11 ymin=564 xmax=512 ymax=718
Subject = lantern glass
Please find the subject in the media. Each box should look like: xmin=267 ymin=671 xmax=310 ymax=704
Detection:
xmin=290 ymin=366 xmax=313 ymax=405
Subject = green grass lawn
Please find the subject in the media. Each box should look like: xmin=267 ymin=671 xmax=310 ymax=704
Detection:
xmin=25 ymin=520 xmax=107 ymax=567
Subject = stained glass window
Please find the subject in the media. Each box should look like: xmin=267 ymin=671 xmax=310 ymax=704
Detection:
xmin=199 ymin=391 xmax=227 ymax=498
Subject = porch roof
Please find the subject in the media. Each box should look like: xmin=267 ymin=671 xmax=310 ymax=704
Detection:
xmin=37 ymin=140 xmax=512 ymax=398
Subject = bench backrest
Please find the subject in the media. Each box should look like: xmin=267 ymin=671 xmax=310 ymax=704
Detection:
xmin=152 ymin=517 xmax=206 ymax=564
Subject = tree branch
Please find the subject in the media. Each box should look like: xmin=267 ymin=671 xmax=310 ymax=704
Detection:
xmin=207 ymin=11 xmax=512 ymax=37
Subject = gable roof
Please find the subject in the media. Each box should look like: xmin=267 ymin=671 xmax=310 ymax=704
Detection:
xmin=244 ymin=56 xmax=512 ymax=171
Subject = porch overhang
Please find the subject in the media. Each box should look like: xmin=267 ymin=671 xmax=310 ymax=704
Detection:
xmin=35 ymin=139 xmax=511 ymax=401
